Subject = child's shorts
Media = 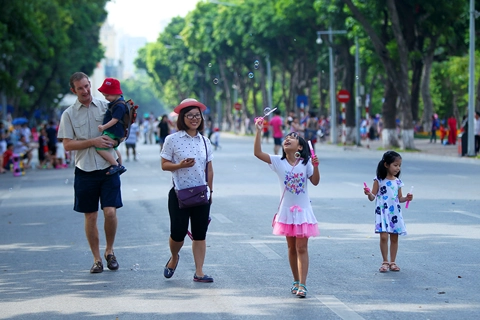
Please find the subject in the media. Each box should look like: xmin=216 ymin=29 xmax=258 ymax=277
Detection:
xmin=96 ymin=131 xmax=120 ymax=151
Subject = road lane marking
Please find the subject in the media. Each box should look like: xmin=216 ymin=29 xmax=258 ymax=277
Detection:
xmin=211 ymin=213 xmax=232 ymax=223
xmin=316 ymin=295 xmax=365 ymax=320
xmin=453 ymin=210 xmax=480 ymax=219
xmin=250 ymin=243 xmax=281 ymax=259
xmin=447 ymin=174 xmax=467 ymax=179
xmin=344 ymin=182 xmax=361 ymax=187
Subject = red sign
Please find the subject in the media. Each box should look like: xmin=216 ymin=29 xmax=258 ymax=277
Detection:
xmin=234 ymin=102 xmax=242 ymax=110
xmin=337 ymin=90 xmax=351 ymax=103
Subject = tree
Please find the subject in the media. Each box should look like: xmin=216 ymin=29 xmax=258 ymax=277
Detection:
xmin=0 ymin=0 xmax=107 ymax=120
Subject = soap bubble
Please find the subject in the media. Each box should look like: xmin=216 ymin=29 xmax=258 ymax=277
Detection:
xmin=213 ymin=78 xmax=219 ymax=85
xmin=248 ymin=72 xmax=254 ymax=79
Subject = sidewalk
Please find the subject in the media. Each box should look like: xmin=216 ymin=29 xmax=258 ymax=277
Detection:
xmin=223 ymin=132 xmax=476 ymax=159
xmin=361 ymin=137 xmax=461 ymax=158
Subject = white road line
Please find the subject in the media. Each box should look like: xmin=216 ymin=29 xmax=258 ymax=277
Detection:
xmin=344 ymin=182 xmax=361 ymax=187
xmin=453 ymin=210 xmax=480 ymax=219
xmin=316 ymin=295 xmax=365 ymax=320
xmin=250 ymin=243 xmax=281 ymax=260
xmin=447 ymin=174 xmax=467 ymax=179
xmin=211 ymin=213 xmax=232 ymax=223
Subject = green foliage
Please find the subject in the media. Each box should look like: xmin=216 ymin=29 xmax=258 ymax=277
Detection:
xmin=5 ymin=0 xmax=475 ymax=129
xmin=0 ymin=0 xmax=107 ymax=119
xmin=430 ymin=51 xmax=480 ymax=119
xmin=121 ymin=75 xmax=167 ymax=117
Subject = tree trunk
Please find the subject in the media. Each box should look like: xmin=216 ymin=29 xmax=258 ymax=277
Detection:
xmin=219 ymin=59 xmax=233 ymax=130
xmin=410 ymin=59 xmax=423 ymax=122
xmin=421 ymin=42 xmax=436 ymax=132
xmin=342 ymin=39 xmax=356 ymax=144
xmin=382 ymin=79 xmax=400 ymax=148
xmin=342 ymin=0 xmax=415 ymax=149
xmin=317 ymin=70 xmax=326 ymax=116
xmin=386 ymin=0 xmax=415 ymax=149
xmin=475 ymin=72 xmax=480 ymax=111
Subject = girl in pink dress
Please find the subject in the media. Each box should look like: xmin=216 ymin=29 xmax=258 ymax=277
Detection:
xmin=254 ymin=118 xmax=320 ymax=298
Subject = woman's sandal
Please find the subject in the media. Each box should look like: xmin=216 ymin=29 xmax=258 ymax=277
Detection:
xmin=389 ymin=262 xmax=400 ymax=272
xmin=379 ymin=261 xmax=390 ymax=272
xmin=296 ymin=283 xmax=307 ymax=298
xmin=290 ymin=281 xmax=299 ymax=294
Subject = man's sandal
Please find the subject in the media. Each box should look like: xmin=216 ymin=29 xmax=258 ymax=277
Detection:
xmin=290 ymin=281 xmax=299 ymax=294
xmin=379 ymin=261 xmax=390 ymax=272
xmin=389 ymin=262 xmax=400 ymax=272
xmin=296 ymin=283 xmax=307 ymax=298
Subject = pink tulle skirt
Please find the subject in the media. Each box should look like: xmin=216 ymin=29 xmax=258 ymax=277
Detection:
xmin=273 ymin=221 xmax=319 ymax=238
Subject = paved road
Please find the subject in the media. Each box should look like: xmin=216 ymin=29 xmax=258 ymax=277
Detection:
xmin=1 ymin=134 xmax=479 ymax=319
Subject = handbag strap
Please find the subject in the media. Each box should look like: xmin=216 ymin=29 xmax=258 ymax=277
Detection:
xmin=201 ymin=135 xmax=208 ymax=183
xmin=276 ymin=157 xmax=300 ymax=211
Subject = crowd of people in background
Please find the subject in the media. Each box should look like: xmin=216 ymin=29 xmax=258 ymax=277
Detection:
xmin=0 ymin=120 xmax=70 ymax=174
xmin=2 ymin=106 xmax=479 ymax=174
xmin=0 ymin=111 xmax=178 ymax=175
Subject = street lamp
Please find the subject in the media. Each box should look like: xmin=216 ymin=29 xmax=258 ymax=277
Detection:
xmin=317 ymin=27 xmax=347 ymax=144
xmin=355 ymin=37 xmax=361 ymax=147
xmin=266 ymin=54 xmax=273 ymax=110
xmin=467 ymin=0 xmax=476 ymax=156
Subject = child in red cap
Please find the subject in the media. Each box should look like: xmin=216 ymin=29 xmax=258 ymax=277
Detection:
xmin=97 ymin=78 xmax=127 ymax=175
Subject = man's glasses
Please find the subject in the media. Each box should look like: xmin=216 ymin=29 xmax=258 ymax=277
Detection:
xmin=185 ymin=113 xmax=202 ymax=120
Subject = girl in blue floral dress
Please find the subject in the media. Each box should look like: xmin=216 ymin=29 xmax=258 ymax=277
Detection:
xmin=363 ymin=151 xmax=413 ymax=273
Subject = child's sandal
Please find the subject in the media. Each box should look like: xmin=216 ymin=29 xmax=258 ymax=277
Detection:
xmin=290 ymin=281 xmax=299 ymax=294
xmin=389 ymin=262 xmax=400 ymax=272
xmin=106 ymin=165 xmax=121 ymax=175
xmin=296 ymin=283 xmax=307 ymax=298
xmin=379 ymin=261 xmax=390 ymax=272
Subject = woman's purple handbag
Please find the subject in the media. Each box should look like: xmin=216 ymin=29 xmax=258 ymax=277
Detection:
xmin=175 ymin=136 xmax=210 ymax=209
xmin=176 ymin=185 xmax=209 ymax=209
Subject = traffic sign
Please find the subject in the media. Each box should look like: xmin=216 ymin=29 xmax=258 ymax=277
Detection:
xmin=296 ymin=95 xmax=308 ymax=108
xmin=234 ymin=102 xmax=242 ymax=110
xmin=337 ymin=89 xmax=351 ymax=103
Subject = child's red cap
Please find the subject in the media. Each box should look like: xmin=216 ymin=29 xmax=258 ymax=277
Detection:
xmin=98 ymin=78 xmax=122 ymax=95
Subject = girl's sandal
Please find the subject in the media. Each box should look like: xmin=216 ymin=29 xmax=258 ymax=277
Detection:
xmin=379 ymin=261 xmax=390 ymax=272
xmin=296 ymin=283 xmax=308 ymax=298
xmin=389 ymin=262 xmax=400 ymax=272
xmin=290 ymin=281 xmax=299 ymax=294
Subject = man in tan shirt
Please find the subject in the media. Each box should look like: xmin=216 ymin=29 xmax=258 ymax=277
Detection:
xmin=58 ymin=72 xmax=122 ymax=273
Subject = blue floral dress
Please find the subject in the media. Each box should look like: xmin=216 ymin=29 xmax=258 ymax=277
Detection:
xmin=373 ymin=177 xmax=407 ymax=235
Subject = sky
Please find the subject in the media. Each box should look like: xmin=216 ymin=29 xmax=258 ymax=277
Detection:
xmin=105 ymin=0 xmax=201 ymax=42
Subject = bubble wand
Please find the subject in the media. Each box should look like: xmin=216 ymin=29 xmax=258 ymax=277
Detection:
xmin=254 ymin=107 xmax=277 ymax=124
xmin=363 ymin=182 xmax=370 ymax=193
xmin=405 ymin=186 xmax=414 ymax=209
xmin=307 ymin=140 xmax=315 ymax=157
